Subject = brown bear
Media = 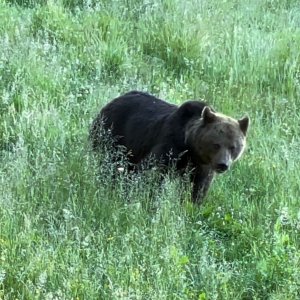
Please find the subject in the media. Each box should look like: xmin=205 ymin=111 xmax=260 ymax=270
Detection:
xmin=90 ymin=91 xmax=249 ymax=203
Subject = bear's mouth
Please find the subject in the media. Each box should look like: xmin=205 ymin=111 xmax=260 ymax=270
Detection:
xmin=215 ymin=165 xmax=229 ymax=173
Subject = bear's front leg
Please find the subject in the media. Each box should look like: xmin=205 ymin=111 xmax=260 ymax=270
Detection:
xmin=191 ymin=167 xmax=215 ymax=204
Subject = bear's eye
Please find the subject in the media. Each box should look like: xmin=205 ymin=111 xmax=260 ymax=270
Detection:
xmin=230 ymin=146 xmax=236 ymax=152
xmin=213 ymin=143 xmax=221 ymax=150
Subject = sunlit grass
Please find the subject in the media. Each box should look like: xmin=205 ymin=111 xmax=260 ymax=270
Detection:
xmin=0 ymin=0 xmax=300 ymax=298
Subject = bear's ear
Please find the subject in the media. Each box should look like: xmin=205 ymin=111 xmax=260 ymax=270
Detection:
xmin=238 ymin=116 xmax=250 ymax=136
xmin=201 ymin=106 xmax=217 ymax=124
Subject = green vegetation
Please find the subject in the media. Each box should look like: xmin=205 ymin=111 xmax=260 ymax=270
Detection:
xmin=0 ymin=0 xmax=300 ymax=298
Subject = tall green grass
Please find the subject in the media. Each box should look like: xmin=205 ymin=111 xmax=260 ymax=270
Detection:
xmin=0 ymin=0 xmax=300 ymax=298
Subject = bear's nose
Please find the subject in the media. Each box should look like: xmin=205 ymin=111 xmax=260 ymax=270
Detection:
xmin=216 ymin=163 xmax=229 ymax=173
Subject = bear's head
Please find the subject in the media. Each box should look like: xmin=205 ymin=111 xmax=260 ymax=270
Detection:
xmin=185 ymin=106 xmax=249 ymax=173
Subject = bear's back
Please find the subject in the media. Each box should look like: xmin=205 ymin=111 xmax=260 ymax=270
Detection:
xmin=101 ymin=91 xmax=177 ymax=125
xmin=98 ymin=91 xmax=179 ymax=162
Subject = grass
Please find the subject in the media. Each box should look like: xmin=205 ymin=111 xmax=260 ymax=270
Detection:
xmin=0 ymin=0 xmax=300 ymax=298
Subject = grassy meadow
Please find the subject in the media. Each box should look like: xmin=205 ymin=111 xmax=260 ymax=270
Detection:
xmin=0 ymin=0 xmax=300 ymax=298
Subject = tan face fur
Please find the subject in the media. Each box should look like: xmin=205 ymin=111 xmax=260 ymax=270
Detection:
xmin=185 ymin=106 xmax=249 ymax=173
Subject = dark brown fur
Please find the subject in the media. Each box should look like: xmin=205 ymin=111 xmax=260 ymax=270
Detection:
xmin=90 ymin=91 xmax=249 ymax=203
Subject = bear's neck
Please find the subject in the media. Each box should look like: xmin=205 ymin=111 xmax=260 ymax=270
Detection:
xmin=184 ymin=119 xmax=205 ymax=147
xmin=184 ymin=119 xmax=209 ymax=165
